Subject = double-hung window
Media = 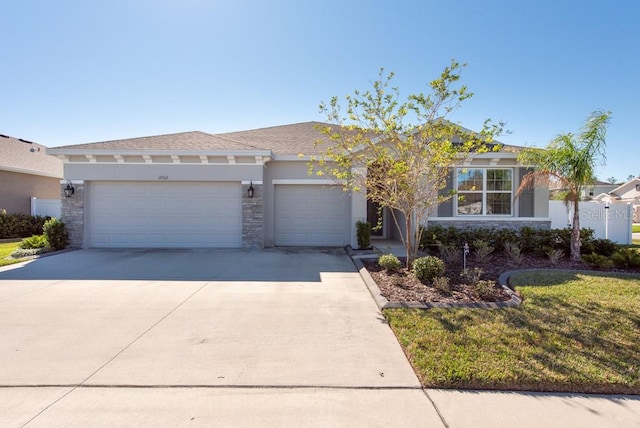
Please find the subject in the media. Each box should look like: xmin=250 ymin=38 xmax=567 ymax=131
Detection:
xmin=456 ymin=168 xmax=513 ymax=215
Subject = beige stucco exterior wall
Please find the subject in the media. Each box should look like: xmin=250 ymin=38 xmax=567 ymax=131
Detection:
xmin=0 ymin=170 xmax=60 ymax=214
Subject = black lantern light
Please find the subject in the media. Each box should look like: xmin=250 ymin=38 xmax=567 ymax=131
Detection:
xmin=247 ymin=181 xmax=255 ymax=198
xmin=64 ymin=180 xmax=75 ymax=198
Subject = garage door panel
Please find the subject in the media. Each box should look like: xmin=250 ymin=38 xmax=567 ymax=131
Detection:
xmin=275 ymin=185 xmax=349 ymax=247
xmin=90 ymin=182 xmax=242 ymax=248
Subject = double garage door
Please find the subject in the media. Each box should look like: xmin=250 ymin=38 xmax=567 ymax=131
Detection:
xmin=90 ymin=182 xmax=242 ymax=248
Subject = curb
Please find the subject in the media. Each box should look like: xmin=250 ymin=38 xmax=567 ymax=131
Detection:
xmin=346 ymin=246 xmax=522 ymax=311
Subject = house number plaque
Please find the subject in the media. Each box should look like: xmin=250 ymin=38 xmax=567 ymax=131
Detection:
xmin=157 ymin=175 xmax=169 ymax=180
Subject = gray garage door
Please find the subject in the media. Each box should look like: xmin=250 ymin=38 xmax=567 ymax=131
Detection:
xmin=89 ymin=181 xmax=242 ymax=248
xmin=275 ymin=184 xmax=349 ymax=246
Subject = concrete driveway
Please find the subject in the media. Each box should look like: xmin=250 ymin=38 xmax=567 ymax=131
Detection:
xmin=0 ymin=249 xmax=440 ymax=427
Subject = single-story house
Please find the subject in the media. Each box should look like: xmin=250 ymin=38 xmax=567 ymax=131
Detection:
xmin=0 ymin=134 xmax=63 ymax=215
xmin=47 ymin=122 xmax=550 ymax=249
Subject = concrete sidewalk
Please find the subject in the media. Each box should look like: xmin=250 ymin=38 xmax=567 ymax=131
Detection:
xmin=0 ymin=249 xmax=638 ymax=427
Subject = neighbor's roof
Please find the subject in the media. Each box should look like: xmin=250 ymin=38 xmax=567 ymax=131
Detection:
xmin=0 ymin=134 xmax=63 ymax=178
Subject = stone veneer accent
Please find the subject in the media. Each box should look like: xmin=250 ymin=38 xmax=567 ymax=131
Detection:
xmin=242 ymin=183 xmax=263 ymax=249
xmin=60 ymin=182 xmax=84 ymax=248
xmin=427 ymin=219 xmax=551 ymax=231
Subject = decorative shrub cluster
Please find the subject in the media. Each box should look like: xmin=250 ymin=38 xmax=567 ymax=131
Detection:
xmin=412 ymin=256 xmax=445 ymax=283
xmin=419 ymin=225 xmax=613 ymax=259
xmin=581 ymin=253 xmax=614 ymax=269
xmin=8 ymin=219 xmax=69 ymax=259
xmin=611 ymin=248 xmax=640 ymax=268
xmin=378 ymin=254 xmax=401 ymax=272
xmin=0 ymin=211 xmax=48 ymax=239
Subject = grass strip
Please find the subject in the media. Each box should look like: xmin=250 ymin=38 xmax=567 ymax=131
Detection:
xmin=386 ymin=270 xmax=640 ymax=394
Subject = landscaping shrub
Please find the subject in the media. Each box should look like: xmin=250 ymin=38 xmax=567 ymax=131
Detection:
xmin=460 ymin=267 xmax=483 ymax=285
xmin=503 ymin=242 xmax=523 ymax=265
xmin=592 ymin=238 xmax=618 ymax=257
xmin=492 ymin=228 xmax=519 ymax=252
xmin=378 ymin=254 xmax=401 ymax=272
xmin=43 ymin=218 xmax=68 ymax=250
xmin=412 ymin=256 xmax=445 ymax=283
xmin=473 ymin=280 xmax=497 ymax=300
xmin=19 ymin=235 xmax=50 ymax=250
xmin=356 ymin=221 xmax=372 ymax=250
xmin=518 ymin=226 xmax=542 ymax=254
xmin=581 ymin=253 xmax=614 ymax=269
xmin=9 ymin=248 xmax=47 ymax=258
xmin=0 ymin=211 xmax=48 ymax=239
xmin=432 ymin=276 xmax=451 ymax=295
xmin=611 ymin=248 xmax=640 ymax=269
xmin=437 ymin=242 xmax=460 ymax=264
xmin=420 ymin=225 xmax=598 ymax=259
xmin=545 ymin=248 xmax=565 ymax=265
xmin=472 ymin=239 xmax=494 ymax=263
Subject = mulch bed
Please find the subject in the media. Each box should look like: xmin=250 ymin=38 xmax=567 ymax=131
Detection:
xmin=362 ymin=254 xmax=640 ymax=304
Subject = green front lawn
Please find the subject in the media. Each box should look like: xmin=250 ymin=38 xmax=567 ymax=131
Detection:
xmin=0 ymin=241 xmax=24 ymax=267
xmin=386 ymin=270 xmax=640 ymax=394
xmin=633 ymin=224 xmax=640 ymax=233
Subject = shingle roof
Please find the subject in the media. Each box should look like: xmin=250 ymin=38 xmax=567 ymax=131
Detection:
xmin=48 ymin=121 xmax=520 ymax=156
xmin=0 ymin=134 xmax=63 ymax=178
xmin=52 ymin=131 xmax=262 ymax=152
xmin=217 ymin=122 xmax=335 ymax=155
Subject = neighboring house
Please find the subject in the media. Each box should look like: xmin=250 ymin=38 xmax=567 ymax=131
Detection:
xmin=582 ymin=180 xmax=618 ymax=199
xmin=592 ymin=178 xmax=640 ymax=222
xmin=47 ymin=122 xmax=550 ymax=249
xmin=0 ymin=134 xmax=63 ymax=215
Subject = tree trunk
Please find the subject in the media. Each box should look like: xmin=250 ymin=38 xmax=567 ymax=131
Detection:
xmin=570 ymin=200 xmax=581 ymax=261
xmin=405 ymin=213 xmax=412 ymax=270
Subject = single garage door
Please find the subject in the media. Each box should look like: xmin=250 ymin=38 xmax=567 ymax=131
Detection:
xmin=90 ymin=181 xmax=242 ymax=248
xmin=275 ymin=184 xmax=349 ymax=246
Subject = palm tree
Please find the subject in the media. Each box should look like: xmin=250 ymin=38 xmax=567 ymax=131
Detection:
xmin=517 ymin=111 xmax=611 ymax=261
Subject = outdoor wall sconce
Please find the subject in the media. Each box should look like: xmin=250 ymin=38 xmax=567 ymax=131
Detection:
xmin=64 ymin=180 xmax=75 ymax=198
xmin=247 ymin=182 xmax=255 ymax=198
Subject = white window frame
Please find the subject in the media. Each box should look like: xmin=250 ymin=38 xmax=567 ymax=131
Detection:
xmin=455 ymin=167 xmax=514 ymax=216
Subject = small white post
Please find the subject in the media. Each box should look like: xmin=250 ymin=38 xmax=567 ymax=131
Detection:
xmin=30 ymin=197 xmax=37 ymax=216
xmin=604 ymin=200 xmax=610 ymax=240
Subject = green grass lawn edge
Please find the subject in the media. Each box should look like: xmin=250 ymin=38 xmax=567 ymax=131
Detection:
xmin=385 ymin=270 xmax=640 ymax=394
xmin=0 ymin=241 xmax=27 ymax=267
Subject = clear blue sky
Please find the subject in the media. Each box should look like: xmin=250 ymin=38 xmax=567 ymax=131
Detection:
xmin=2 ymin=0 xmax=638 ymax=182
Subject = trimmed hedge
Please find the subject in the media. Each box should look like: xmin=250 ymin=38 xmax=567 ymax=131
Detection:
xmin=419 ymin=225 xmax=602 ymax=258
xmin=0 ymin=212 xmax=48 ymax=239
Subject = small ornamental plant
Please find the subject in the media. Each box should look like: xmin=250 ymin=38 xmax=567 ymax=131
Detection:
xmin=378 ymin=254 xmax=401 ymax=272
xmin=412 ymin=256 xmax=445 ymax=283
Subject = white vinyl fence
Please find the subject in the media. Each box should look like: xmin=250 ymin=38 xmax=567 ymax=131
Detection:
xmin=549 ymin=200 xmax=633 ymax=245
xmin=30 ymin=197 xmax=61 ymax=218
